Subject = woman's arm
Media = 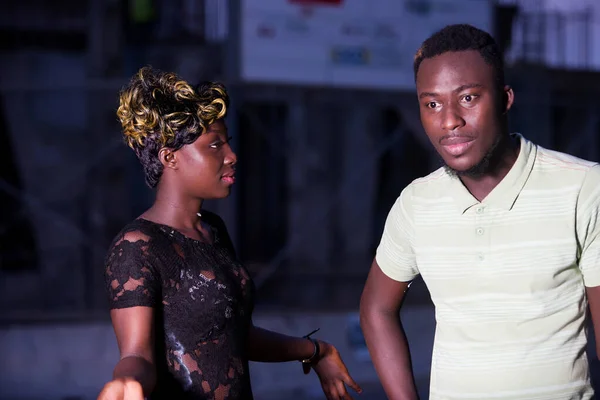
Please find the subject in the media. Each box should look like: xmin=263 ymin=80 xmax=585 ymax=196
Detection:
xmin=98 ymin=307 xmax=156 ymax=400
xmin=246 ymin=323 xmax=362 ymax=399
xmin=210 ymin=211 xmax=361 ymax=397
xmin=246 ymin=324 xmax=319 ymax=362
xmin=100 ymin=228 xmax=161 ymax=400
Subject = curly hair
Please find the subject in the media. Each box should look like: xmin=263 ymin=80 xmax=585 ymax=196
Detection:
xmin=117 ymin=66 xmax=229 ymax=188
xmin=413 ymin=24 xmax=504 ymax=88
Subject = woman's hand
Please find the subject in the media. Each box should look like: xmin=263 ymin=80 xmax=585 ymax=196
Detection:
xmin=304 ymin=341 xmax=362 ymax=400
xmin=97 ymin=378 xmax=144 ymax=400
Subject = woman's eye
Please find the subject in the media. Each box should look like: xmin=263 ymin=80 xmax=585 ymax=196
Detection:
xmin=210 ymin=136 xmax=231 ymax=149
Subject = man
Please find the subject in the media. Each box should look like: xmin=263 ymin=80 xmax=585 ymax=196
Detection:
xmin=360 ymin=24 xmax=600 ymax=400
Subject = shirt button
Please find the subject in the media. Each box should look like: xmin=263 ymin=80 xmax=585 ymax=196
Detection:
xmin=476 ymin=207 xmax=484 ymax=214
xmin=476 ymin=227 xmax=484 ymax=235
xmin=478 ymin=253 xmax=485 ymax=261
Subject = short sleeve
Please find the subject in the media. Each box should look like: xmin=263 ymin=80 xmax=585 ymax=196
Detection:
xmin=577 ymin=164 xmax=600 ymax=287
xmin=375 ymin=185 xmax=419 ymax=282
xmin=104 ymin=229 xmax=161 ymax=309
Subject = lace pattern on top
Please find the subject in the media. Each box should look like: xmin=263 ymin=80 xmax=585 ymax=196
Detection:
xmin=104 ymin=213 xmax=254 ymax=400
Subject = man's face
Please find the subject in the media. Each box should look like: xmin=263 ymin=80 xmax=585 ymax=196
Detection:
xmin=416 ymin=50 xmax=513 ymax=176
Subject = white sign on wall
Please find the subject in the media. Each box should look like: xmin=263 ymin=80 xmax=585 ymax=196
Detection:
xmin=240 ymin=0 xmax=492 ymax=90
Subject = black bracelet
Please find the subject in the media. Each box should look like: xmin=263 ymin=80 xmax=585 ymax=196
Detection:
xmin=300 ymin=328 xmax=321 ymax=364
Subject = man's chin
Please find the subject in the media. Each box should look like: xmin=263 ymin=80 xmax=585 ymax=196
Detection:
xmin=439 ymin=157 xmax=471 ymax=175
xmin=444 ymin=164 xmax=467 ymax=178
xmin=444 ymin=161 xmax=489 ymax=178
xmin=441 ymin=134 xmax=504 ymax=178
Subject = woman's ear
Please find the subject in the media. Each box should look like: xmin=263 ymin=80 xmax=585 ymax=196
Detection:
xmin=159 ymin=148 xmax=178 ymax=170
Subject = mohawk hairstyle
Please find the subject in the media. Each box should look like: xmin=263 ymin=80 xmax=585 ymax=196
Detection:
xmin=116 ymin=66 xmax=229 ymax=188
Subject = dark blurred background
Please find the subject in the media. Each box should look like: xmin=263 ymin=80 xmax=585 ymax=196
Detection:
xmin=0 ymin=0 xmax=599 ymax=399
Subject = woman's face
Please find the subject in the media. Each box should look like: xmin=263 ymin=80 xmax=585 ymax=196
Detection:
xmin=173 ymin=120 xmax=237 ymax=199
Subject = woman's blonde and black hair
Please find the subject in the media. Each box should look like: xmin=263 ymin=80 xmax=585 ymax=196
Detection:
xmin=117 ymin=66 xmax=229 ymax=187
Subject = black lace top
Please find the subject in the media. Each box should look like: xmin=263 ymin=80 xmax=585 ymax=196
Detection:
xmin=104 ymin=212 xmax=255 ymax=400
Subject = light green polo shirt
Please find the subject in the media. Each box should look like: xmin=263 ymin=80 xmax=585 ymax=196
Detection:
xmin=376 ymin=133 xmax=600 ymax=399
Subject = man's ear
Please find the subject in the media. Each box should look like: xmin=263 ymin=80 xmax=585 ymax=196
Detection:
xmin=158 ymin=148 xmax=177 ymax=170
xmin=503 ymin=85 xmax=515 ymax=114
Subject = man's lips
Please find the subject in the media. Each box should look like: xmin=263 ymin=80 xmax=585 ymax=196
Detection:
xmin=439 ymin=135 xmax=475 ymax=157
xmin=439 ymin=135 xmax=474 ymax=146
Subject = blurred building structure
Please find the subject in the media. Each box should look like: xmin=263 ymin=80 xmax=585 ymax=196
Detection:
xmin=1 ymin=0 xmax=600 ymax=317
xmin=1 ymin=1 xmax=600 ymax=398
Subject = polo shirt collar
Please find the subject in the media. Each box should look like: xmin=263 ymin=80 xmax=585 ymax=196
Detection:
xmin=447 ymin=133 xmax=536 ymax=214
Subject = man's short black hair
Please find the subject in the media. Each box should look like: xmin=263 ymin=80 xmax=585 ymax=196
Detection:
xmin=413 ymin=24 xmax=505 ymax=88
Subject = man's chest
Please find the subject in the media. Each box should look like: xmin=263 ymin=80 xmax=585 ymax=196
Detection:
xmin=411 ymin=200 xmax=582 ymax=308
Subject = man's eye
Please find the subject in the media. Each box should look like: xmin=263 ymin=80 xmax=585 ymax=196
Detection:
xmin=427 ymin=102 xmax=438 ymax=109
xmin=462 ymin=94 xmax=477 ymax=103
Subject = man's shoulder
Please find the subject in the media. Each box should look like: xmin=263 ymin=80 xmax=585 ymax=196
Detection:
xmin=403 ymin=167 xmax=450 ymax=197
xmin=535 ymin=145 xmax=598 ymax=172
xmin=392 ymin=168 xmax=452 ymax=213
xmin=531 ymin=144 xmax=600 ymax=197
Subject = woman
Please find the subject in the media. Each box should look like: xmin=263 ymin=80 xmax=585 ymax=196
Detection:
xmin=98 ymin=67 xmax=361 ymax=400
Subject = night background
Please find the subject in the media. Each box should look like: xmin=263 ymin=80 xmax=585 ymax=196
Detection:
xmin=1 ymin=0 xmax=599 ymax=399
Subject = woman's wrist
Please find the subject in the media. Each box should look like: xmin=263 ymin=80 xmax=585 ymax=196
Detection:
xmin=317 ymin=339 xmax=330 ymax=358
xmin=299 ymin=328 xmax=326 ymax=363
xmin=300 ymin=337 xmax=320 ymax=364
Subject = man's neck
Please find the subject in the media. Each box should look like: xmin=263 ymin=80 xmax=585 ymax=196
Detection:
xmin=460 ymin=135 xmax=520 ymax=202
